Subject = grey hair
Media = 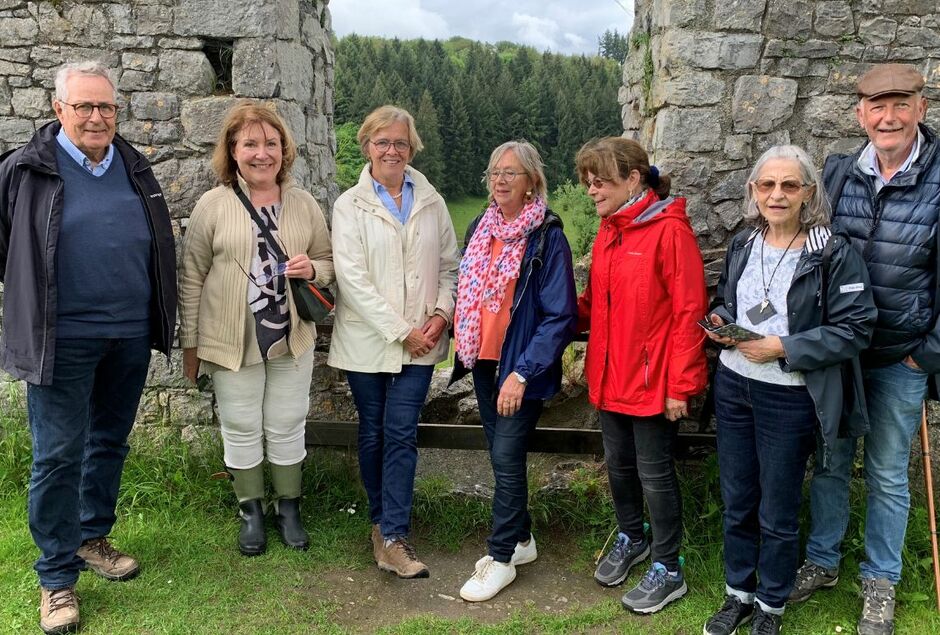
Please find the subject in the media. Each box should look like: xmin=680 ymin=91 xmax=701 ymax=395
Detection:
xmin=742 ymin=144 xmax=830 ymax=229
xmin=54 ymin=61 xmax=117 ymax=102
xmin=483 ymin=140 xmax=548 ymax=201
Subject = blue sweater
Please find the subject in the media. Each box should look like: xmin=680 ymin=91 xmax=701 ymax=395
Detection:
xmin=54 ymin=145 xmax=152 ymax=338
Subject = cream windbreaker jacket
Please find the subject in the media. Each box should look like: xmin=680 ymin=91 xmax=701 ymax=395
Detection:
xmin=328 ymin=165 xmax=459 ymax=373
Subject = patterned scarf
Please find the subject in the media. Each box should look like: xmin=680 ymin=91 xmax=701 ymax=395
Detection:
xmin=455 ymin=196 xmax=546 ymax=368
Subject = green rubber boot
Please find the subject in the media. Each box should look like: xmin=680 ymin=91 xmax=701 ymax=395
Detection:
xmin=230 ymin=465 xmax=266 ymax=556
xmin=270 ymin=462 xmax=308 ymax=550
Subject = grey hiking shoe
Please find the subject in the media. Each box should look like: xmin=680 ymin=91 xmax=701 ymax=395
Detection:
xmin=788 ymin=560 xmax=839 ymax=603
xmin=703 ymin=594 xmax=754 ymax=635
xmin=594 ymin=532 xmax=650 ymax=587
xmin=858 ymin=577 xmax=895 ymax=635
xmin=621 ymin=562 xmax=687 ymax=614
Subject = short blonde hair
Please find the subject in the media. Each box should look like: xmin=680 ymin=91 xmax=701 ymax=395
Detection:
xmin=484 ymin=140 xmax=548 ymax=201
xmin=357 ymin=105 xmax=423 ymax=160
xmin=211 ymin=100 xmax=298 ymax=186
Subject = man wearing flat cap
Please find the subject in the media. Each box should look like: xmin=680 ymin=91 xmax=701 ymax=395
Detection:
xmin=789 ymin=63 xmax=937 ymax=635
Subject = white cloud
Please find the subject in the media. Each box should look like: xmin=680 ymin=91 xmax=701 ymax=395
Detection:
xmin=330 ymin=0 xmax=451 ymax=40
xmin=510 ymin=13 xmax=560 ymax=52
xmin=331 ymin=1 xmax=633 ymax=55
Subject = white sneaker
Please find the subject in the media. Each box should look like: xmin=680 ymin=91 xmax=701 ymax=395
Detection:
xmin=459 ymin=556 xmax=517 ymax=602
xmin=511 ymin=534 xmax=537 ymax=565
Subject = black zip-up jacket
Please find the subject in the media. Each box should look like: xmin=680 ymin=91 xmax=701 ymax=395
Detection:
xmin=710 ymin=226 xmax=877 ymax=466
xmin=823 ymin=123 xmax=940 ymax=374
xmin=0 ymin=122 xmax=177 ymax=385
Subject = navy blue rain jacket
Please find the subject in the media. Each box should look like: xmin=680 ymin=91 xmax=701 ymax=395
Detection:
xmin=450 ymin=210 xmax=578 ymax=399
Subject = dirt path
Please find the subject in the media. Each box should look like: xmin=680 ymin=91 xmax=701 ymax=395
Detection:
xmin=310 ymin=533 xmax=628 ymax=633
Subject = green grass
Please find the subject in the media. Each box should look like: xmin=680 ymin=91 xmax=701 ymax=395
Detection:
xmin=3 ymin=404 xmax=940 ymax=633
xmin=445 ymin=194 xmax=585 ymax=252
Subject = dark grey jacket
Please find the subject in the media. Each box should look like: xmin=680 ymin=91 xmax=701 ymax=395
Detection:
xmin=710 ymin=226 xmax=877 ymax=464
xmin=0 ymin=122 xmax=177 ymax=385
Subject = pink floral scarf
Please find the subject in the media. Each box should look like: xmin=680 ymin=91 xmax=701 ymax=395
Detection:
xmin=455 ymin=196 xmax=546 ymax=368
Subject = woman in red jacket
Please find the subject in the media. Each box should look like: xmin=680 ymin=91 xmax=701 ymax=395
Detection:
xmin=576 ymin=137 xmax=707 ymax=614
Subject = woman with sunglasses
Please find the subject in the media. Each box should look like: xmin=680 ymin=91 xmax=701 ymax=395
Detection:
xmin=453 ymin=140 xmax=577 ymax=602
xmin=575 ymin=137 xmax=707 ymax=614
xmin=328 ymin=105 xmax=460 ymax=579
xmin=702 ymin=145 xmax=876 ymax=635
xmin=179 ymin=100 xmax=334 ymax=555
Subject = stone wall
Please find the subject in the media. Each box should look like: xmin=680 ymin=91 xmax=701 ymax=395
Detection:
xmin=0 ymin=0 xmax=338 ymax=439
xmin=621 ymin=0 xmax=940 ymax=283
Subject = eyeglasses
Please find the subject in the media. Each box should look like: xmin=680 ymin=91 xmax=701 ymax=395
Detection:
xmin=485 ymin=169 xmax=526 ymax=182
xmin=236 ymin=257 xmax=287 ymax=288
xmin=583 ymin=176 xmax=612 ymax=190
xmin=751 ymin=179 xmax=811 ymax=195
xmin=60 ymin=101 xmax=118 ymax=119
xmin=371 ymin=139 xmax=410 ymax=153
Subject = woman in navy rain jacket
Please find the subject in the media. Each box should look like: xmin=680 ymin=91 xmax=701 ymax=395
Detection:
xmin=450 ymin=140 xmax=577 ymax=602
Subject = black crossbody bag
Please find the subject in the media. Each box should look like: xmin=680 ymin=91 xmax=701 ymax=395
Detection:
xmin=233 ymin=184 xmax=334 ymax=322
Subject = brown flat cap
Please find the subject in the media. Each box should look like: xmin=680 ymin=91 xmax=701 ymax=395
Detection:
xmin=857 ymin=63 xmax=925 ymax=99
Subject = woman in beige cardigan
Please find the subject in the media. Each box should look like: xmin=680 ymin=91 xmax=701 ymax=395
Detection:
xmin=179 ymin=101 xmax=334 ymax=556
xmin=329 ymin=105 xmax=459 ymax=578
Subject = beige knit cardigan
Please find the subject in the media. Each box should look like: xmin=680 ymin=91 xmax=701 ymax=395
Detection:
xmin=178 ymin=175 xmax=334 ymax=371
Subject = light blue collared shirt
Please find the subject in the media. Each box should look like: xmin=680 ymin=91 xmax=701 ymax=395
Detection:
xmin=56 ymin=127 xmax=114 ymax=177
xmin=857 ymin=128 xmax=923 ymax=193
xmin=372 ymin=172 xmax=415 ymax=224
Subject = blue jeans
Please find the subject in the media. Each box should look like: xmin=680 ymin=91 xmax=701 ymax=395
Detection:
xmin=714 ymin=363 xmax=817 ymax=609
xmin=600 ymin=409 xmax=683 ymax=570
xmin=472 ymin=361 xmax=543 ymax=563
xmin=806 ymin=361 xmax=927 ymax=583
xmin=26 ymin=336 xmax=151 ymax=589
xmin=346 ymin=364 xmax=434 ymax=539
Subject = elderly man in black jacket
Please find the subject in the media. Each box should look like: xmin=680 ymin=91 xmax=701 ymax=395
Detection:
xmin=0 ymin=61 xmax=176 ymax=634
xmin=789 ymin=63 xmax=940 ymax=635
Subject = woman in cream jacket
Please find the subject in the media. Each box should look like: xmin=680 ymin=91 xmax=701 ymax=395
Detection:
xmin=329 ymin=105 xmax=459 ymax=579
xmin=179 ymin=101 xmax=334 ymax=556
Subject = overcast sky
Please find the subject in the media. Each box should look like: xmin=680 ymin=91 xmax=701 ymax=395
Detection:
xmin=330 ymin=0 xmax=634 ymax=56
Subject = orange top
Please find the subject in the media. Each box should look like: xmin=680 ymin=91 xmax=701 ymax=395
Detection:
xmin=479 ymin=238 xmax=519 ymax=361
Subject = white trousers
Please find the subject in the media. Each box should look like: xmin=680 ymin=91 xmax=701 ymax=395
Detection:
xmin=210 ymin=348 xmax=314 ymax=469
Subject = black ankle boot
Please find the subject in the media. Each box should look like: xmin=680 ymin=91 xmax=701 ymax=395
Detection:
xmin=274 ymin=498 xmax=310 ymax=550
xmin=238 ymin=499 xmax=267 ymax=556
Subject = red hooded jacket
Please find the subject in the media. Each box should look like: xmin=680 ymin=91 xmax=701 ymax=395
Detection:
xmin=578 ymin=190 xmax=708 ymax=417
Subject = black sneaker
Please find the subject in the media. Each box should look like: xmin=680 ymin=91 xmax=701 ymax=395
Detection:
xmin=788 ymin=560 xmax=838 ymax=603
xmin=703 ymin=594 xmax=754 ymax=635
xmin=594 ymin=532 xmax=650 ymax=587
xmin=858 ymin=578 xmax=895 ymax=635
xmin=621 ymin=562 xmax=687 ymax=614
xmin=750 ymin=605 xmax=782 ymax=635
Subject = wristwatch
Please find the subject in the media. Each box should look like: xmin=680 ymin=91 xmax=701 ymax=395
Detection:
xmin=512 ymin=371 xmax=527 ymax=385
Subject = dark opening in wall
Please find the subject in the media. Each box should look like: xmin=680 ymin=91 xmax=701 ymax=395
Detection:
xmin=203 ymin=39 xmax=234 ymax=94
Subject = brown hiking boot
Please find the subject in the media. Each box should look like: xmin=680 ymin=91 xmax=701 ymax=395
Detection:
xmin=377 ymin=537 xmax=430 ymax=579
xmin=39 ymin=586 xmax=79 ymax=634
xmin=77 ymin=537 xmax=140 ymax=581
xmin=371 ymin=524 xmax=382 ymax=563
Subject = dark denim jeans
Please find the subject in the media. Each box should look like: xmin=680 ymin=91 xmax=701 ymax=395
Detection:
xmin=347 ymin=364 xmax=434 ymax=540
xmin=472 ymin=361 xmax=544 ymax=563
xmin=599 ymin=409 xmax=682 ymax=570
xmin=714 ymin=363 xmax=817 ymax=609
xmin=26 ymin=336 xmax=151 ymax=589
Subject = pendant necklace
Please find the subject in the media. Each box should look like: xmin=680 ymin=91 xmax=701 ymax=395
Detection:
xmin=745 ymin=227 xmax=801 ymax=325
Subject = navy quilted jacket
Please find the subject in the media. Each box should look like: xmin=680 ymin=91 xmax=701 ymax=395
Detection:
xmin=823 ymin=123 xmax=940 ymax=373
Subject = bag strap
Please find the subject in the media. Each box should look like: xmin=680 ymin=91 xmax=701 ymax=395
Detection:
xmin=232 ymin=183 xmax=286 ymax=260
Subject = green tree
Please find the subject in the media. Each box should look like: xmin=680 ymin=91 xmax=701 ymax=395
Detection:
xmin=411 ymin=90 xmax=444 ymax=187
xmin=598 ymin=29 xmax=630 ymax=63
xmin=335 ymin=122 xmax=365 ymax=192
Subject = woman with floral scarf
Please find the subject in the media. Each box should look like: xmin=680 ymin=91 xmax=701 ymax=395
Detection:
xmin=451 ymin=140 xmax=577 ymax=602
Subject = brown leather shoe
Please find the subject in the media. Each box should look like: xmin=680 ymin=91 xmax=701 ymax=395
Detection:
xmin=77 ymin=537 xmax=140 ymax=581
xmin=39 ymin=586 xmax=79 ymax=634
xmin=377 ymin=537 xmax=430 ymax=579
xmin=371 ymin=524 xmax=382 ymax=563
